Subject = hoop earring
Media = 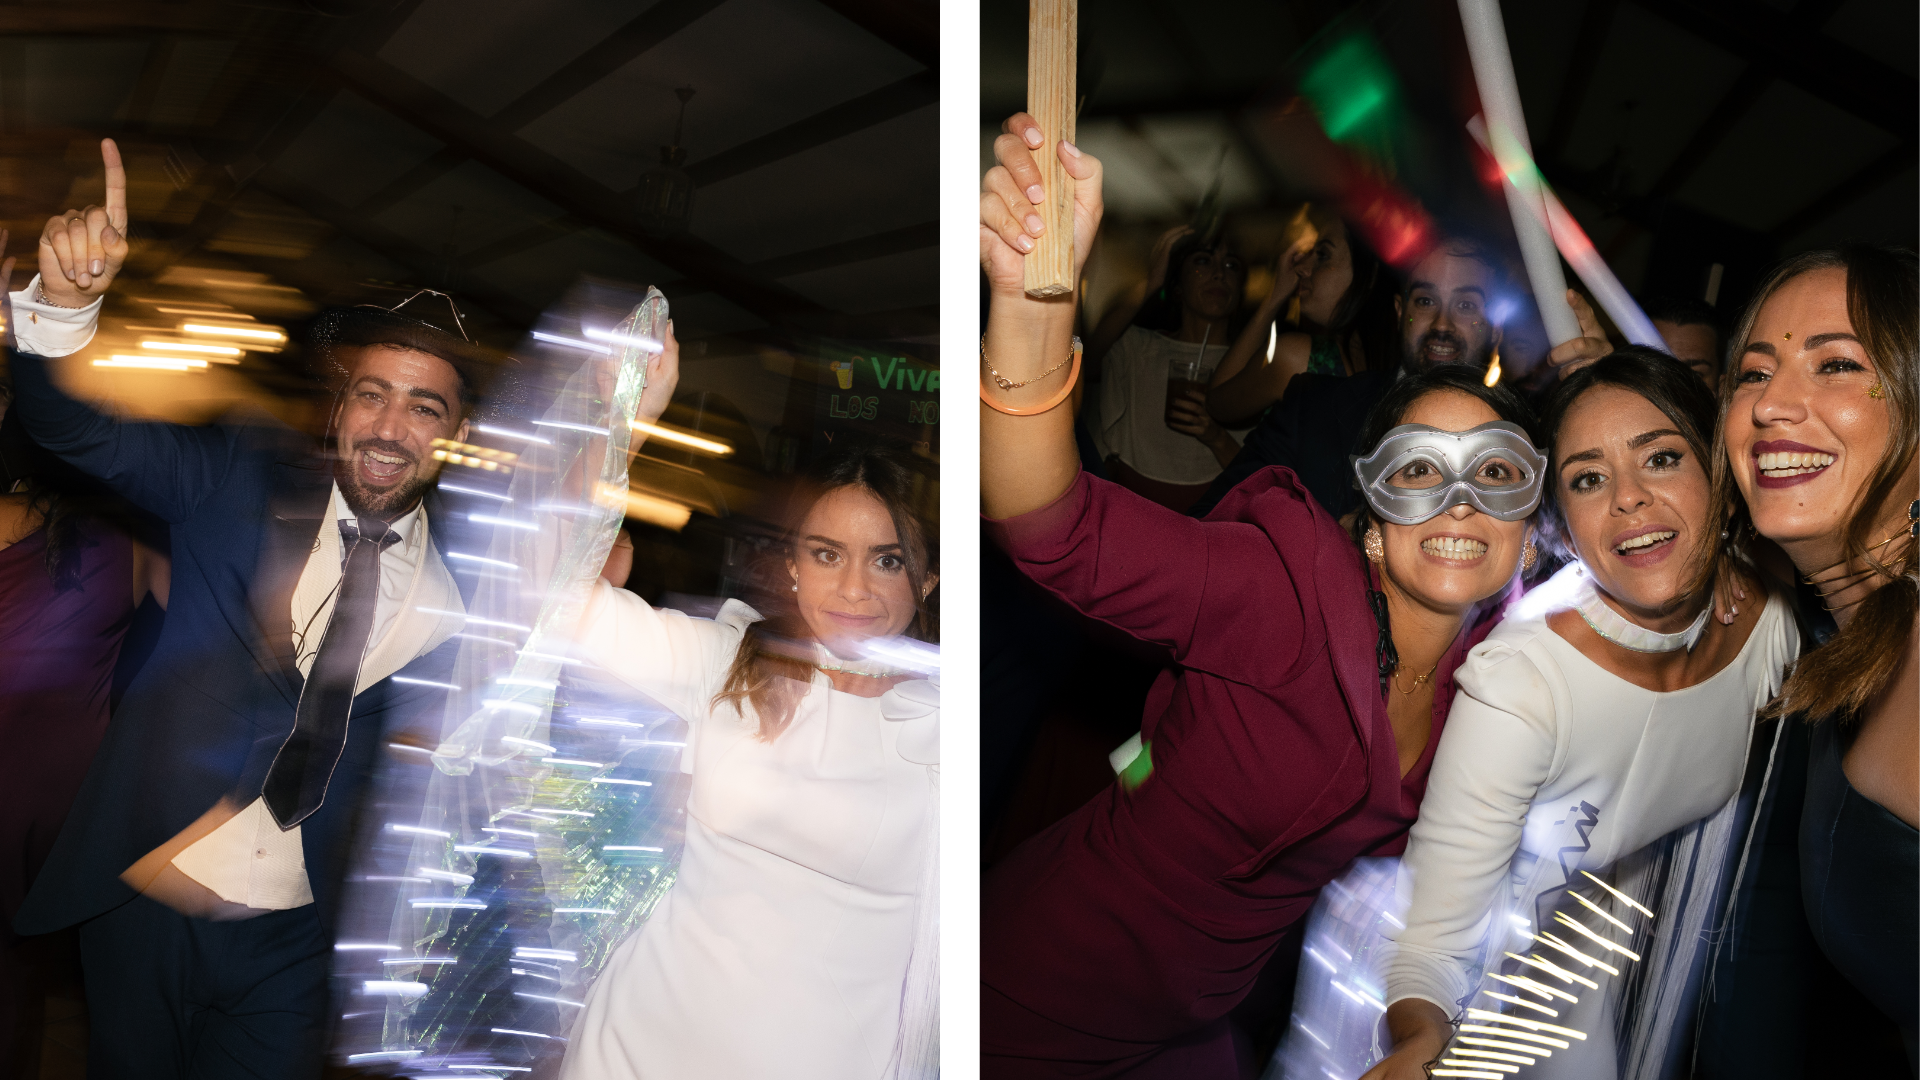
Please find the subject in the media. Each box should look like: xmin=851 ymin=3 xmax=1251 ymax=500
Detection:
xmin=1522 ymin=538 xmax=1538 ymax=573
xmin=1364 ymin=528 xmax=1385 ymax=564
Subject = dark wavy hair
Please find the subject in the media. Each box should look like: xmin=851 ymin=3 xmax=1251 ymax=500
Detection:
xmin=0 ymin=406 xmax=122 ymax=589
xmin=1536 ymin=347 xmax=1722 ymax=577
xmin=1345 ymin=363 xmax=1541 ymax=550
xmin=713 ymin=437 xmax=939 ymax=740
xmin=1708 ymin=246 xmax=1917 ymax=722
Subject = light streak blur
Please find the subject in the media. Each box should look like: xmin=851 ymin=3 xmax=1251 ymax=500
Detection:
xmin=500 ymin=736 xmax=556 ymax=754
xmin=1504 ymin=950 xmax=1598 ymax=989
xmin=583 ymin=326 xmax=665 ymax=353
xmin=182 ymin=322 xmax=286 ymax=342
xmin=437 ymin=482 xmax=512 ymax=502
xmin=1463 ymin=1008 xmax=1587 ymax=1040
xmin=1458 ymin=1024 xmax=1569 ymax=1050
xmin=1552 ymin=911 xmax=1641 ymax=961
xmin=474 ymin=423 xmax=553 ymax=445
xmin=362 ymin=980 xmax=429 ymax=998
xmin=1455 ymin=1047 xmax=1534 ymax=1065
xmin=591 ymin=777 xmax=653 ymax=787
xmin=1569 ymin=890 xmax=1634 ymax=934
xmin=388 ymin=824 xmax=451 ymax=838
xmin=629 ymin=419 xmax=732 ymax=456
xmin=93 ymin=356 xmax=205 ymax=371
xmin=1530 ymin=930 xmax=1619 ymax=976
xmin=1482 ymin=990 xmax=1557 ymax=1016
xmin=531 ymin=330 xmax=612 ymax=355
xmin=1459 ymin=1036 xmax=1550 ymax=1057
xmin=469 ymin=513 xmax=540 ymax=532
xmin=1582 ymin=870 xmax=1656 ymax=918
xmin=140 ymin=340 xmax=242 ymax=358
xmin=447 ymin=552 xmax=520 ymax=570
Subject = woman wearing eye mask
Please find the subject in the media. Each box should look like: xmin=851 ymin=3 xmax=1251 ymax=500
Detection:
xmin=1364 ymin=349 xmax=1799 ymax=1080
xmin=1714 ymin=246 xmax=1916 ymax=1067
xmin=980 ymin=112 xmax=1544 ymax=1079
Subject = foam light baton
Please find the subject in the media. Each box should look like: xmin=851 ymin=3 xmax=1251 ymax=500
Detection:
xmin=1467 ymin=116 xmax=1665 ymax=349
xmin=1456 ymin=0 xmax=1581 ymax=346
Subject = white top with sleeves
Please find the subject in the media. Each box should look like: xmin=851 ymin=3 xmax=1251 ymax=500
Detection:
xmin=1384 ymin=563 xmax=1797 ymax=1039
xmin=1088 ymin=326 xmax=1249 ymax=485
xmin=559 ymin=578 xmax=937 ymax=1080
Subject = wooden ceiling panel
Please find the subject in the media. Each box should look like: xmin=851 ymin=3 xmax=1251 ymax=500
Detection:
xmin=516 ymin=0 xmax=922 ymax=192
xmin=370 ymin=158 xmax=566 ymax=258
xmin=692 ymin=103 xmax=934 ymax=264
xmin=377 ymin=0 xmax=660 ymax=119
xmin=1674 ymin=80 xmax=1898 ymax=233
xmin=776 ymin=248 xmax=934 ymax=316
xmin=274 ymin=90 xmax=447 ymax=208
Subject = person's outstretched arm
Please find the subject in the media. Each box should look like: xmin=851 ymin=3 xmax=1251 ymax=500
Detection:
xmin=5 ymin=145 xmax=237 ymax=523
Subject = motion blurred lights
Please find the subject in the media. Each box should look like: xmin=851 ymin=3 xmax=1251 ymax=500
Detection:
xmin=629 ymin=419 xmax=731 ymax=456
xmin=141 ymin=340 xmax=242 ymax=361
xmin=430 ymin=438 xmax=517 ymax=473
xmin=182 ymin=322 xmax=286 ymax=343
xmin=1300 ymin=33 xmax=1398 ymax=142
xmin=621 ymin=489 xmax=692 ymax=531
xmin=583 ymin=327 xmax=665 ymax=353
xmin=94 ymin=355 xmax=205 ymax=371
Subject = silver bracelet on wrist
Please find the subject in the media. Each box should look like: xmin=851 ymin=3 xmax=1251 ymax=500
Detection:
xmin=33 ymin=281 xmax=89 ymax=310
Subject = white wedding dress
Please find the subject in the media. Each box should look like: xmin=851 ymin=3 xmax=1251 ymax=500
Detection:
xmin=558 ymin=579 xmax=938 ymax=1080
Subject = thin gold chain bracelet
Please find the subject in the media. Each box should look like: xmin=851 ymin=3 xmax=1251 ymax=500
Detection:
xmin=980 ymin=335 xmax=1082 ymax=416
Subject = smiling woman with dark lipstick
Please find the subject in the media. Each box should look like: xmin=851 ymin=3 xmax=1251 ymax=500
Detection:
xmin=1369 ymin=348 xmax=1799 ymax=1080
xmin=1713 ymin=245 xmax=1917 ymax=1066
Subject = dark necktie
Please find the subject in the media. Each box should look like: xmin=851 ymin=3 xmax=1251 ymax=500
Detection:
xmin=262 ymin=517 xmax=401 ymax=830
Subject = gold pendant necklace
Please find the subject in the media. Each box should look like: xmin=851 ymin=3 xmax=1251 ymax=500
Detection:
xmin=1391 ymin=661 xmax=1440 ymax=696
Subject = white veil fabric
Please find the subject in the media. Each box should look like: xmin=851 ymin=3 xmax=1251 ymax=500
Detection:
xmin=329 ymin=289 xmax=669 ymax=1075
xmin=1266 ymin=754 xmax=1758 ymax=1080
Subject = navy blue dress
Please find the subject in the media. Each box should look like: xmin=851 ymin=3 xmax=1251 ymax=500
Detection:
xmin=1802 ymin=719 xmax=1919 ymax=1069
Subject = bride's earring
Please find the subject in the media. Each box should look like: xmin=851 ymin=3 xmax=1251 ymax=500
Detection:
xmin=1363 ymin=528 xmax=1385 ymax=564
xmin=1522 ymin=537 xmax=1538 ymax=573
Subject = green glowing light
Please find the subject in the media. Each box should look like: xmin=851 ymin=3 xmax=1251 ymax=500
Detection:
xmin=1120 ymin=740 xmax=1153 ymax=792
xmin=1299 ymin=33 xmax=1401 ymax=144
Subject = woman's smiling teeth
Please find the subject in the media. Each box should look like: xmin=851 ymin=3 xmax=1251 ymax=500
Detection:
xmin=363 ymin=449 xmax=409 ymax=480
xmin=1615 ymin=530 xmax=1674 ymax=555
xmin=1422 ymin=536 xmax=1486 ymax=560
xmin=1755 ymin=450 xmax=1834 ymax=477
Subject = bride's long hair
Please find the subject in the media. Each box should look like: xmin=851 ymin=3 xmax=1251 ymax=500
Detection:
xmin=713 ymin=437 xmax=939 ymax=739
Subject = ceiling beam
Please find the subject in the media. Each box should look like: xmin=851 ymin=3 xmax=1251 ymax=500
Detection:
xmin=1768 ymin=141 xmax=1918 ymax=244
xmin=0 ymin=4 xmax=240 ymax=34
xmin=811 ymin=0 xmax=938 ymax=72
xmin=745 ymin=220 xmax=935 ymax=279
xmin=327 ymin=50 xmax=837 ymax=331
xmin=1639 ymin=66 xmax=1770 ymax=203
xmin=684 ymin=71 xmax=935 ymax=187
xmin=1537 ymin=0 xmax=1618 ymax=166
xmin=253 ymin=166 xmax=540 ymax=327
xmin=1629 ymin=0 xmax=1915 ymax=138
xmin=488 ymin=0 xmax=730 ymax=133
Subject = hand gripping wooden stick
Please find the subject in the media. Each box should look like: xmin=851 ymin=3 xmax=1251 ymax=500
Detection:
xmin=1024 ymin=0 xmax=1077 ymax=298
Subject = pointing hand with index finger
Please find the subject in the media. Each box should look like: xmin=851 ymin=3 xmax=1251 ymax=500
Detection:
xmin=38 ymin=138 xmax=130 ymax=307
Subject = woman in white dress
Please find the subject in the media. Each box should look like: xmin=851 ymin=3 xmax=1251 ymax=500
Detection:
xmin=1363 ymin=349 xmax=1799 ymax=1080
xmin=558 ymin=441 xmax=939 ymax=1080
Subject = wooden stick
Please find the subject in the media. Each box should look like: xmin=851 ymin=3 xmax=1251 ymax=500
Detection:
xmin=1024 ymin=0 xmax=1076 ymax=298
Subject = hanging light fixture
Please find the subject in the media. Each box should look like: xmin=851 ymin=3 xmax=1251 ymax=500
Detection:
xmin=638 ymin=86 xmax=697 ymax=237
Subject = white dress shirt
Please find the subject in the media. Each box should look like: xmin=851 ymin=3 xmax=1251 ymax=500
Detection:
xmin=8 ymin=281 xmax=467 ymax=909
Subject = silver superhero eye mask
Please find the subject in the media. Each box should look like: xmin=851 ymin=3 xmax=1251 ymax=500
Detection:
xmin=1351 ymin=420 xmax=1546 ymax=526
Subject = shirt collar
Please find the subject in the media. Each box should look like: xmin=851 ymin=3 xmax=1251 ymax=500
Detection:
xmin=329 ymin=483 xmax=425 ymax=551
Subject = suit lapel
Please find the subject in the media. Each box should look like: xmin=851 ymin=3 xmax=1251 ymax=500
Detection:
xmin=251 ymin=458 xmax=333 ymax=703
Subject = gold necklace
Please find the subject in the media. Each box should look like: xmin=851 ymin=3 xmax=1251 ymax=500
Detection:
xmin=1391 ymin=661 xmax=1441 ymax=696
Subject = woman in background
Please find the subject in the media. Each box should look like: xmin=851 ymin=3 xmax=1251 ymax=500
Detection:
xmin=1206 ymin=209 xmax=1398 ymax=425
xmin=1079 ymin=225 xmax=1250 ymax=511
xmin=0 ymin=405 xmax=167 ymax=1069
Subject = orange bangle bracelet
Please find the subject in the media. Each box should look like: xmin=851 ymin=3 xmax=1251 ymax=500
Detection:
xmin=979 ymin=338 xmax=1082 ymax=416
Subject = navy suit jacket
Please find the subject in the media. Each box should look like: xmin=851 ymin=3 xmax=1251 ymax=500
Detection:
xmin=9 ymin=348 xmax=479 ymax=935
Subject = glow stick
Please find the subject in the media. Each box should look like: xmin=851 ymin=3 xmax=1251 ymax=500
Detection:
xmin=1466 ymin=116 xmax=1664 ymax=348
xmin=1456 ymin=0 xmax=1580 ymax=345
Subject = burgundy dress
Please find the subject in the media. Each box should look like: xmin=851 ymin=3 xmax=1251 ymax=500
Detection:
xmin=982 ymin=469 xmax=1498 ymax=1078
xmin=0 ymin=522 xmax=133 ymax=1059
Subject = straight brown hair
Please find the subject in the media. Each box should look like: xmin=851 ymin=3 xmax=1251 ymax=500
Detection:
xmin=713 ymin=438 xmax=938 ymax=739
xmin=1707 ymin=246 xmax=1918 ymax=721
